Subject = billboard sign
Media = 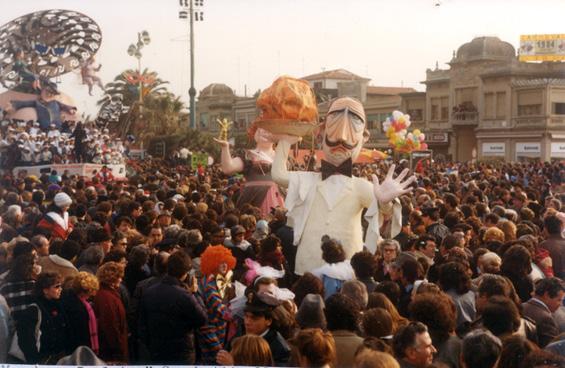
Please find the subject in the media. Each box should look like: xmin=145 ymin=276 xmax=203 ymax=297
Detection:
xmin=519 ymin=34 xmax=565 ymax=62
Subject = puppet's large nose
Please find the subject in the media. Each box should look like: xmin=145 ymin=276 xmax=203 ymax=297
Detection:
xmin=333 ymin=108 xmax=356 ymax=144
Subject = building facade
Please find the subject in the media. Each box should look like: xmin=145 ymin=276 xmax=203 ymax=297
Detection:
xmin=403 ymin=36 xmax=565 ymax=162
xmin=196 ymin=69 xmax=414 ymax=148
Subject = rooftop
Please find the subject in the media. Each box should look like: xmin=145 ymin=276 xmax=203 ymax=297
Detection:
xmin=302 ymin=68 xmax=370 ymax=81
xmin=367 ymin=86 xmax=416 ymax=95
xmin=199 ymin=83 xmax=234 ymax=98
xmin=452 ymin=36 xmax=516 ymax=64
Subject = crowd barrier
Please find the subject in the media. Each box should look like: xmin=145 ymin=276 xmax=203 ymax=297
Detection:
xmin=12 ymin=163 xmax=127 ymax=179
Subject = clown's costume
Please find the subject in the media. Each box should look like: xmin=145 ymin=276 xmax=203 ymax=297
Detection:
xmin=196 ymin=246 xmax=236 ymax=364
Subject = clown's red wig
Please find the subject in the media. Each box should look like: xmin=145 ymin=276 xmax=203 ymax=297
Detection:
xmin=200 ymin=245 xmax=236 ymax=275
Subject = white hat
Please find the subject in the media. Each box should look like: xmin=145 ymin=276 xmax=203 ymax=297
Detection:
xmin=54 ymin=192 xmax=73 ymax=208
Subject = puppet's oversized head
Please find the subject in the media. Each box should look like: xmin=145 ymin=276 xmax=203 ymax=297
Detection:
xmin=321 ymin=97 xmax=369 ymax=166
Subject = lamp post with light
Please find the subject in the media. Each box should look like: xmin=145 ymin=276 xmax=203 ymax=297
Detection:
xmin=127 ymin=30 xmax=151 ymax=148
xmin=127 ymin=30 xmax=151 ymax=107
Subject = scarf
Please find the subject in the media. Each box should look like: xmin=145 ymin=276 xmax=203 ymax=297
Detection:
xmin=47 ymin=211 xmax=69 ymax=231
xmin=80 ymin=296 xmax=99 ymax=354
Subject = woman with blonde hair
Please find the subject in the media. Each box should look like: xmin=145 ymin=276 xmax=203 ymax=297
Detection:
xmin=93 ymin=262 xmax=128 ymax=363
xmin=61 ymin=272 xmax=100 ymax=354
xmin=483 ymin=227 xmax=505 ymax=244
xmin=497 ymin=220 xmax=517 ymax=242
xmin=216 ymin=335 xmax=274 ymax=366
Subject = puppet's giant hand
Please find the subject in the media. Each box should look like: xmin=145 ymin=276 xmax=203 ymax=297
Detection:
xmin=372 ymin=164 xmax=416 ymax=205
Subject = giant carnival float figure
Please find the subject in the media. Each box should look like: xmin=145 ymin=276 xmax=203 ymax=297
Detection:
xmin=0 ymin=9 xmax=103 ymax=126
xmin=215 ymin=116 xmax=287 ymax=218
xmin=253 ymin=77 xmax=416 ymax=275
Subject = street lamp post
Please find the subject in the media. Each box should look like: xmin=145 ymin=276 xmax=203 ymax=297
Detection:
xmin=127 ymin=30 xmax=151 ymax=108
xmin=127 ymin=30 xmax=151 ymax=148
xmin=179 ymin=0 xmax=204 ymax=129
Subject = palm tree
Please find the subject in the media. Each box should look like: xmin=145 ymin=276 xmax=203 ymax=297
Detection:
xmin=142 ymin=93 xmax=186 ymax=135
xmin=96 ymin=68 xmax=170 ymax=138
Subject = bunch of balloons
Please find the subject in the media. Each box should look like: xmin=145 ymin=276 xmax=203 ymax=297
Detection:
xmin=383 ymin=110 xmax=428 ymax=153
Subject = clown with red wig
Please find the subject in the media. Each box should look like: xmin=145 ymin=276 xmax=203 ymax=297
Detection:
xmin=196 ymin=245 xmax=236 ymax=364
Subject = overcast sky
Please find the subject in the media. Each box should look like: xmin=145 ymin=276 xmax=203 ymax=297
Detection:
xmin=2 ymin=0 xmax=564 ymax=117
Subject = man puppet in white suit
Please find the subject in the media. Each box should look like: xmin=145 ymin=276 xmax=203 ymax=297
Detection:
xmin=272 ymin=97 xmax=415 ymax=275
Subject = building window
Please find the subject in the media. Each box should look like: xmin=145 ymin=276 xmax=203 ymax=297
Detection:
xmin=552 ymin=102 xmax=565 ymax=115
xmin=366 ymin=114 xmax=378 ymax=130
xmin=431 ymin=104 xmax=439 ymax=120
xmin=496 ymin=92 xmax=506 ymax=118
xmin=484 ymin=92 xmax=495 ymax=118
xmin=431 ymin=96 xmax=449 ymax=120
xmin=518 ymin=90 xmax=542 ymax=116
xmin=518 ymin=105 xmax=541 ymax=116
xmin=407 ymin=109 xmax=423 ymax=121
xmin=200 ymin=112 xmax=209 ymax=128
xmin=441 ymin=97 xmax=449 ymax=120
xmin=313 ymin=81 xmax=322 ymax=90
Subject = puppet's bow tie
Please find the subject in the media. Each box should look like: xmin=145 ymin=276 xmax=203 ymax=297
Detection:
xmin=321 ymin=158 xmax=352 ymax=180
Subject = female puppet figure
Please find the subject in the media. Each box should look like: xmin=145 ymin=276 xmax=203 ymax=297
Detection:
xmin=197 ymin=245 xmax=237 ymax=364
xmin=80 ymin=56 xmax=104 ymax=96
xmin=215 ymin=124 xmax=285 ymax=217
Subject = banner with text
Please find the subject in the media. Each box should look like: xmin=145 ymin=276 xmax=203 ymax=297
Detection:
xmin=13 ymin=163 xmax=127 ymax=179
xmin=519 ymin=34 xmax=565 ymax=62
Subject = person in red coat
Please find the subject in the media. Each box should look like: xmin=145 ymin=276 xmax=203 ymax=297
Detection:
xmin=93 ymin=262 xmax=128 ymax=363
xmin=36 ymin=192 xmax=73 ymax=240
xmin=95 ymin=165 xmax=115 ymax=184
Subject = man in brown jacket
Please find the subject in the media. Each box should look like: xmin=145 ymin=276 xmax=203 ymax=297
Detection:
xmin=325 ymin=293 xmax=364 ymax=367
xmin=522 ymin=278 xmax=565 ymax=347
xmin=38 ymin=239 xmax=80 ymax=287
xmin=540 ymin=215 xmax=565 ymax=279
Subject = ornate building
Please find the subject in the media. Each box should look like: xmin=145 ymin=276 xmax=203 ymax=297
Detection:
xmin=196 ymin=83 xmax=237 ymax=131
xmin=403 ymin=36 xmax=565 ymax=161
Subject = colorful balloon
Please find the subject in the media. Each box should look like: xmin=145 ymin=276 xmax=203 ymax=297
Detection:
xmin=382 ymin=110 xmax=427 ymax=153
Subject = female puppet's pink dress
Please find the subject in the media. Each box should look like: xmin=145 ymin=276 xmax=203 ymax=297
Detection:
xmin=236 ymin=158 xmax=284 ymax=217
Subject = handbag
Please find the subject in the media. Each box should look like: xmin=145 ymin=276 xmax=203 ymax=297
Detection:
xmin=8 ymin=304 xmax=42 ymax=362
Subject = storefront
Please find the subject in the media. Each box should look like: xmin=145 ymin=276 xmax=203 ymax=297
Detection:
xmin=515 ymin=142 xmax=541 ymax=161
xmin=427 ymin=132 xmax=450 ymax=161
xmin=550 ymin=142 xmax=565 ymax=160
xmin=481 ymin=142 xmax=506 ymax=160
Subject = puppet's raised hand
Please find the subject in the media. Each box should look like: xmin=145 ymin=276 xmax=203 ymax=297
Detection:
xmin=213 ymin=138 xmax=230 ymax=148
xmin=372 ymin=164 xmax=416 ymax=204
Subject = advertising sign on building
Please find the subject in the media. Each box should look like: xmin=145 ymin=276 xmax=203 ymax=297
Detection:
xmin=482 ymin=142 xmax=505 ymax=156
xmin=427 ymin=132 xmax=449 ymax=143
xmin=516 ymin=143 xmax=541 ymax=155
xmin=551 ymin=142 xmax=565 ymax=158
xmin=519 ymin=34 xmax=565 ymax=62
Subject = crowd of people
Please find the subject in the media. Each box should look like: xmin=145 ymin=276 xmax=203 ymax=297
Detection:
xmin=0 ymin=154 xmax=564 ymax=368
xmin=0 ymin=118 xmax=128 ymax=170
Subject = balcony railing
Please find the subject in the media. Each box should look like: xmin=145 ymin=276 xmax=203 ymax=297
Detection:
xmin=451 ymin=111 xmax=478 ymax=125
xmin=514 ymin=116 xmax=546 ymax=129
xmin=550 ymin=116 xmax=565 ymax=125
